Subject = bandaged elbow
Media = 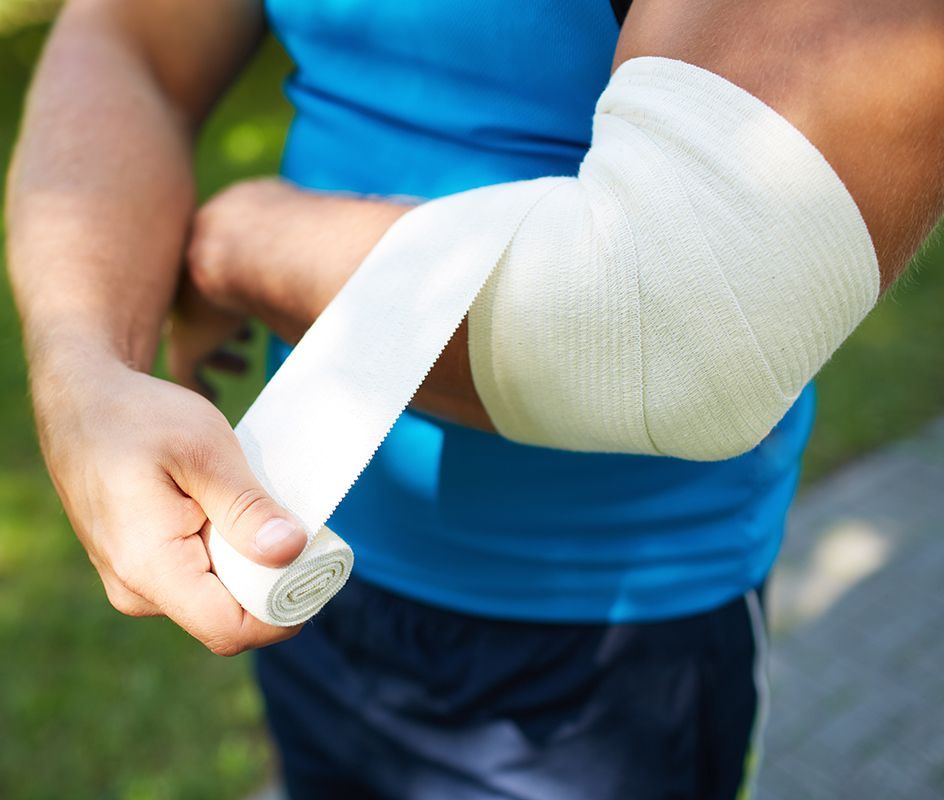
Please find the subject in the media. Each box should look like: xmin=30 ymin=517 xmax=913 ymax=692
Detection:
xmin=467 ymin=58 xmax=879 ymax=461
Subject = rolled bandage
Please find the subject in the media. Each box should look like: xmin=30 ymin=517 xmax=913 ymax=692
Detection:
xmin=208 ymin=525 xmax=352 ymax=626
xmin=208 ymin=57 xmax=879 ymax=625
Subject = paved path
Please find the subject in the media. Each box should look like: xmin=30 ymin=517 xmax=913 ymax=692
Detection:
xmin=251 ymin=419 xmax=944 ymax=800
xmin=760 ymin=418 xmax=944 ymax=799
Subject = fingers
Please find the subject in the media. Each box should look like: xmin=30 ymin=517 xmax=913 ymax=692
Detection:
xmin=101 ymin=572 xmax=162 ymax=618
xmin=168 ymin=426 xmax=308 ymax=569
xmin=195 ymin=373 xmax=218 ymax=403
xmin=165 ymin=269 xmax=250 ymax=396
xmin=138 ymin=533 xmax=301 ymax=655
xmin=166 ymin=351 xmax=216 ymax=400
xmin=87 ymin=548 xmax=162 ymax=617
xmin=204 ymin=348 xmax=248 ymax=375
xmin=97 ymin=466 xmax=300 ymax=654
xmin=166 ymin=331 xmax=247 ymax=401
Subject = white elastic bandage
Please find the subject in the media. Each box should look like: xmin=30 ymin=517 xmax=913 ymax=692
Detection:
xmin=469 ymin=57 xmax=880 ymax=459
xmin=208 ymin=57 xmax=879 ymax=625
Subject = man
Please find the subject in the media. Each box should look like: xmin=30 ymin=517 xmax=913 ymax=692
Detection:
xmin=7 ymin=1 xmax=944 ymax=797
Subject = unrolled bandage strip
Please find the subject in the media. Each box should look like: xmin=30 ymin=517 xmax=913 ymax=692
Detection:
xmin=208 ymin=57 xmax=879 ymax=626
xmin=207 ymin=179 xmax=564 ymax=625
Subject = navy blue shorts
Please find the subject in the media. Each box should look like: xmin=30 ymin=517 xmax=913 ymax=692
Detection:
xmin=255 ymin=577 xmax=768 ymax=800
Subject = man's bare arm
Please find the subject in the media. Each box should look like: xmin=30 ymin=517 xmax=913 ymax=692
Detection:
xmin=6 ymin=1 xmax=311 ymax=654
xmin=7 ymin=0 xmax=263 ymax=371
xmin=617 ymin=0 xmax=944 ymax=287
xmin=183 ymin=0 xmax=944 ymax=431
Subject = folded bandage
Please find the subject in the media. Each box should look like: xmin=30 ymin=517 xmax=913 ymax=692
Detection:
xmin=208 ymin=57 xmax=879 ymax=625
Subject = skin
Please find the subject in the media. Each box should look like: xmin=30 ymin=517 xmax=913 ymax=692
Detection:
xmin=8 ymin=0 xmax=944 ymax=654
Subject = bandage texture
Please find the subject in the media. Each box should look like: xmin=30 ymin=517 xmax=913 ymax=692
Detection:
xmin=469 ymin=58 xmax=879 ymax=459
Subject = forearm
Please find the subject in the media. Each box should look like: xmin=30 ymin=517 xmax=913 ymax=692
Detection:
xmin=411 ymin=321 xmax=495 ymax=431
xmin=262 ymin=280 xmax=490 ymax=430
xmin=7 ymin=14 xmax=195 ymax=376
xmin=291 ymin=198 xmax=493 ymax=430
xmin=187 ymin=182 xmax=494 ymax=429
xmin=8 ymin=0 xmax=265 ymax=383
xmin=253 ymin=298 xmax=489 ymax=429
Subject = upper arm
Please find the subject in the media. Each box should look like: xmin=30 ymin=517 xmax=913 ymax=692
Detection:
xmin=613 ymin=0 xmax=944 ymax=287
xmin=52 ymin=0 xmax=266 ymax=126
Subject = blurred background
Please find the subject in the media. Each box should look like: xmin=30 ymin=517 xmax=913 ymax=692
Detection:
xmin=0 ymin=4 xmax=941 ymax=799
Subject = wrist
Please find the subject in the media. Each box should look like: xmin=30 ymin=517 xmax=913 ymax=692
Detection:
xmin=186 ymin=182 xmax=413 ymax=343
xmin=20 ymin=297 xmax=165 ymax=372
xmin=303 ymin=194 xmax=413 ymax=313
xmin=25 ymin=320 xmax=149 ymax=394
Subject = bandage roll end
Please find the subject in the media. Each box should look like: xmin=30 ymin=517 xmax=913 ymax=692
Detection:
xmin=208 ymin=525 xmax=354 ymax=627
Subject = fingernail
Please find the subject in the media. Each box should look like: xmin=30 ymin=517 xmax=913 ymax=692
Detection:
xmin=254 ymin=518 xmax=303 ymax=553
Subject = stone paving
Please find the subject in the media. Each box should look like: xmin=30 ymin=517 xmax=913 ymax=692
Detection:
xmin=760 ymin=418 xmax=944 ymax=800
xmin=251 ymin=419 xmax=944 ymax=800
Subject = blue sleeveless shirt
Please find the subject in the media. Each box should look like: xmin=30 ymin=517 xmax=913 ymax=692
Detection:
xmin=264 ymin=0 xmax=815 ymax=622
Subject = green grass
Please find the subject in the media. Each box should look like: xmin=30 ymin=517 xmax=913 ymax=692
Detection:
xmin=0 ymin=20 xmax=942 ymax=800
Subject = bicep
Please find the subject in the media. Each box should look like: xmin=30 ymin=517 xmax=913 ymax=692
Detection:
xmin=613 ymin=0 xmax=944 ymax=286
xmin=59 ymin=0 xmax=266 ymax=125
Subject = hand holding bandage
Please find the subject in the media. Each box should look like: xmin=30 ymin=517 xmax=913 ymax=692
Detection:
xmin=210 ymin=58 xmax=879 ymax=624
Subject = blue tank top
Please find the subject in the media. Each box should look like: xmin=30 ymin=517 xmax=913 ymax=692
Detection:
xmin=264 ymin=0 xmax=815 ymax=622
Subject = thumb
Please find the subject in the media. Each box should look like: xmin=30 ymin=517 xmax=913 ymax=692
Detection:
xmin=172 ymin=433 xmax=308 ymax=568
